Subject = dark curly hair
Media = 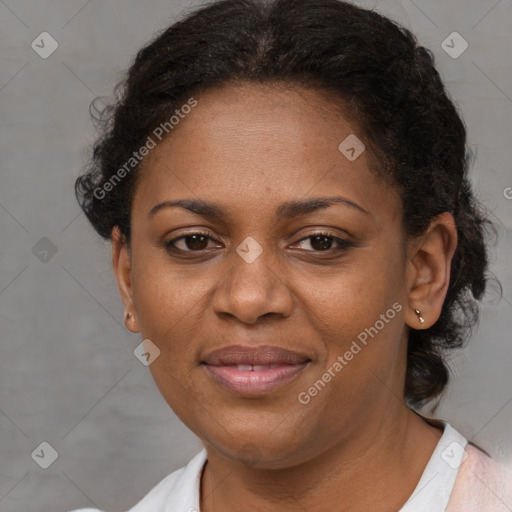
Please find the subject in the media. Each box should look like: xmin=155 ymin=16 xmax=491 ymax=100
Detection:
xmin=75 ymin=0 xmax=497 ymax=409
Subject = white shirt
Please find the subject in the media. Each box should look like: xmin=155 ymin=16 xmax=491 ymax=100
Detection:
xmin=70 ymin=420 xmax=512 ymax=512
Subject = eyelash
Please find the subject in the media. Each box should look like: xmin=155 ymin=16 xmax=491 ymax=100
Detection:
xmin=164 ymin=230 xmax=355 ymax=256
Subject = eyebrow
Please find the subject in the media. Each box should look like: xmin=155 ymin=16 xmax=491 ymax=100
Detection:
xmin=148 ymin=196 xmax=370 ymax=220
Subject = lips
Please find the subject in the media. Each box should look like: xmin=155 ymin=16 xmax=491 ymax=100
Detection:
xmin=202 ymin=345 xmax=310 ymax=366
xmin=227 ymin=363 xmax=281 ymax=371
xmin=201 ymin=345 xmax=311 ymax=395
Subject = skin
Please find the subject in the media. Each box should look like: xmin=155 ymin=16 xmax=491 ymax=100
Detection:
xmin=112 ymin=81 xmax=458 ymax=511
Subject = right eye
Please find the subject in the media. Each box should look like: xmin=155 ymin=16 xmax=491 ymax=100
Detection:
xmin=164 ymin=231 xmax=223 ymax=254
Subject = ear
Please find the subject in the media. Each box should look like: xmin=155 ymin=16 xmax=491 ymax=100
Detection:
xmin=405 ymin=212 xmax=458 ymax=329
xmin=112 ymin=226 xmax=140 ymax=333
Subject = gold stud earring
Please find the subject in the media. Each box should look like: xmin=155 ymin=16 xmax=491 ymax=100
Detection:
xmin=414 ymin=309 xmax=425 ymax=324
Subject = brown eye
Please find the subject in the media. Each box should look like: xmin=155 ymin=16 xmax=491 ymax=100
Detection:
xmin=293 ymin=231 xmax=354 ymax=253
xmin=181 ymin=234 xmax=209 ymax=250
xmin=165 ymin=232 xmax=221 ymax=253
xmin=309 ymin=234 xmax=335 ymax=251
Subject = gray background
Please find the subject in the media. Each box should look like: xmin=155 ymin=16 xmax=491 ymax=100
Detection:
xmin=0 ymin=0 xmax=511 ymax=510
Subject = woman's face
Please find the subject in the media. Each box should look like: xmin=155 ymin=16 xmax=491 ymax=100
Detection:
xmin=114 ymin=82 xmax=418 ymax=468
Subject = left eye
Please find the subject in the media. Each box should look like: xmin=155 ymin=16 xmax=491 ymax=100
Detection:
xmin=292 ymin=232 xmax=354 ymax=252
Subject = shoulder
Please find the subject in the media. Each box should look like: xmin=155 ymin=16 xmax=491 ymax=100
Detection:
xmin=67 ymin=449 xmax=207 ymax=512
xmin=68 ymin=509 xmax=104 ymax=512
xmin=447 ymin=443 xmax=512 ymax=512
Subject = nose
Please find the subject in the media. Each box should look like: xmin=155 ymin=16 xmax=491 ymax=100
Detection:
xmin=211 ymin=238 xmax=293 ymax=325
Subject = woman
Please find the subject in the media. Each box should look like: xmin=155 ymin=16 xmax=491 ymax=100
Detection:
xmin=70 ymin=0 xmax=512 ymax=510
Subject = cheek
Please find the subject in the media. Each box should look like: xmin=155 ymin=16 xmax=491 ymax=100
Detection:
xmin=132 ymin=263 xmax=211 ymax=415
xmin=130 ymin=274 xmax=197 ymax=401
xmin=297 ymin=246 xmax=405 ymax=336
xmin=130 ymin=249 xmax=224 ymax=392
xmin=294 ymin=243 xmax=406 ymax=386
xmin=131 ymin=245 xmax=204 ymax=335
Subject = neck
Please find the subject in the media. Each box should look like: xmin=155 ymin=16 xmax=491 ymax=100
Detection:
xmin=200 ymin=406 xmax=443 ymax=512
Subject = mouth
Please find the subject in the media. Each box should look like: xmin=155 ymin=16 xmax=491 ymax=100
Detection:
xmin=201 ymin=345 xmax=311 ymax=396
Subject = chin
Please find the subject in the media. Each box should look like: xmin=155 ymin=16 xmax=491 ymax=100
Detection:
xmin=203 ymin=426 xmax=316 ymax=470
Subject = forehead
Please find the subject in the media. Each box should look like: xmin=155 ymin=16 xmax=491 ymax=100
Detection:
xmin=132 ymin=81 xmax=402 ymax=225
xmin=170 ymin=81 xmax=359 ymax=150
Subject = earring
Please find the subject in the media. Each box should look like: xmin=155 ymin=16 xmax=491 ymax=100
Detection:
xmin=414 ymin=309 xmax=425 ymax=324
xmin=125 ymin=312 xmax=133 ymax=321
